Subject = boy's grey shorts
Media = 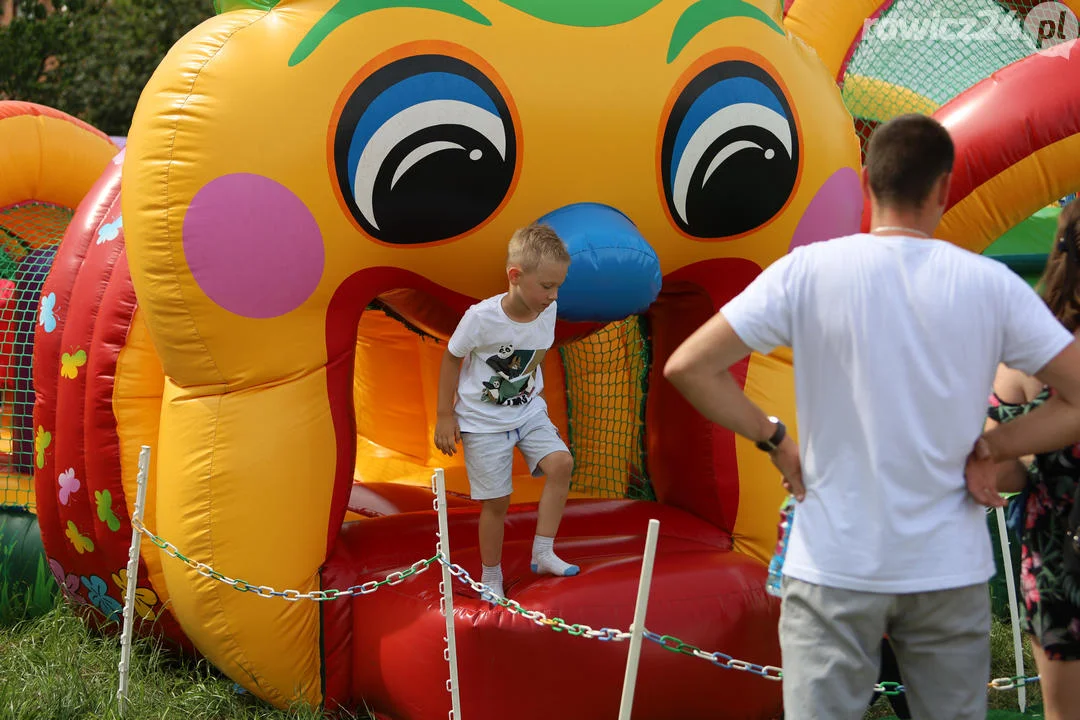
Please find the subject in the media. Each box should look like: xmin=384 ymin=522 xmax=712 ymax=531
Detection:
xmin=460 ymin=412 xmax=570 ymax=500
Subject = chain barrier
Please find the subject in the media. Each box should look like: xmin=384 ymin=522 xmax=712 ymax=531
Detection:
xmin=642 ymin=630 xmax=783 ymax=681
xmin=130 ymin=518 xmax=439 ymax=600
xmin=439 ymin=558 xmax=631 ymax=642
xmin=640 ymin=628 xmax=1039 ymax=695
xmin=133 ymin=517 xmax=1043 ymax=695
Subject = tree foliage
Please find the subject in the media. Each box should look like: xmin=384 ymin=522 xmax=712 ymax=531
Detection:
xmin=0 ymin=0 xmax=215 ymax=135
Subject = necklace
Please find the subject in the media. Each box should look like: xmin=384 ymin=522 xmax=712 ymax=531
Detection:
xmin=870 ymin=225 xmax=931 ymax=238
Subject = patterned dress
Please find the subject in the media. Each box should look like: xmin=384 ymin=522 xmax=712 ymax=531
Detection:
xmin=988 ymin=388 xmax=1080 ymax=660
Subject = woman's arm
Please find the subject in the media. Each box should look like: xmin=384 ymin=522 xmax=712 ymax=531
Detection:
xmin=984 ymin=364 xmax=1036 ymax=493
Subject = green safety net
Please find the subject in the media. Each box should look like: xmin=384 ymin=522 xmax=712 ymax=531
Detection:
xmin=842 ymin=0 xmax=1044 ymax=160
xmin=559 ymin=316 xmax=654 ymax=500
xmin=0 ymin=202 xmax=72 ymax=511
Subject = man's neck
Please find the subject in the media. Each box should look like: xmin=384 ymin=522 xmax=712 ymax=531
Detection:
xmin=869 ymin=209 xmax=937 ymax=238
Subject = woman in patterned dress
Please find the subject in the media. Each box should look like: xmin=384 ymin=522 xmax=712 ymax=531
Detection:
xmin=986 ymin=198 xmax=1080 ymax=720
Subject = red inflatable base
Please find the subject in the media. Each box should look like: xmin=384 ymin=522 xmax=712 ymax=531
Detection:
xmin=322 ymin=499 xmax=782 ymax=720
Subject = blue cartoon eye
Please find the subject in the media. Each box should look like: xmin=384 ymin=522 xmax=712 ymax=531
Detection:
xmin=661 ymin=61 xmax=799 ymax=239
xmin=333 ymin=55 xmax=517 ymax=245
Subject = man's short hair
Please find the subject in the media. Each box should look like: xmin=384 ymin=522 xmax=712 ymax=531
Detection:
xmin=507 ymin=223 xmax=571 ymax=271
xmin=865 ymin=114 xmax=955 ymax=210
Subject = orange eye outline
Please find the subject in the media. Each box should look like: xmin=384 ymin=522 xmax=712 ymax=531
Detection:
xmin=655 ymin=47 xmax=804 ymax=243
xmin=327 ymin=40 xmax=523 ymax=249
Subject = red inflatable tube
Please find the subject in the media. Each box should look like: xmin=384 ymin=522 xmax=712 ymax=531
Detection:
xmin=33 ymin=158 xmax=191 ymax=649
xmin=322 ymin=499 xmax=779 ymax=719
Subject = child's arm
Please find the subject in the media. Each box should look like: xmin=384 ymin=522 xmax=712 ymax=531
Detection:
xmin=434 ymin=349 xmax=463 ymax=456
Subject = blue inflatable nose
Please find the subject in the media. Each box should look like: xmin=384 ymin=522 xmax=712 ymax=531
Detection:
xmin=535 ymin=203 xmax=662 ymax=323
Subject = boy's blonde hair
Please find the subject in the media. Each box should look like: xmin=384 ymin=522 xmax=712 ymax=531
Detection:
xmin=507 ymin=223 xmax=571 ymax=271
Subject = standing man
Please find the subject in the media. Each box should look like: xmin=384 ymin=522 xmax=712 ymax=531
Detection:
xmin=664 ymin=114 xmax=1080 ymax=720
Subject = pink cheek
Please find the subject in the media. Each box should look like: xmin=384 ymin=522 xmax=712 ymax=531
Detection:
xmin=183 ymin=173 xmax=324 ymax=319
xmin=788 ymin=167 xmax=864 ymax=252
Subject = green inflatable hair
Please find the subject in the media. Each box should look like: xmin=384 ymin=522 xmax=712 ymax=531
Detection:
xmin=214 ymin=0 xmax=280 ymax=13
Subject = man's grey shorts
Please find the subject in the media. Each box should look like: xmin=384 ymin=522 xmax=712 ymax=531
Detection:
xmin=460 ymin=412 xmax=570 ymax=500
xmin=779 ymin=576 xmax=991 ymax=720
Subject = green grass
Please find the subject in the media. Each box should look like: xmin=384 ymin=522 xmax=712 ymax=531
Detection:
xmin=864 ymin=616 xmax=1044 ymax=719
xmin=0 ymin=595 xmax=1044 ymax=720
xmin=0 ymin=598 xmax=373 ymax=719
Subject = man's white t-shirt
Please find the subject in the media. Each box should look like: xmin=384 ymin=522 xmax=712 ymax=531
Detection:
xmin=722 ymin=233 xmax=1073 ymax=593
xmin=447 ymin=294 xmax=556 ymax=433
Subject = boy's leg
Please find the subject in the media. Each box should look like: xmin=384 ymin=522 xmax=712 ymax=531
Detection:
xmin=478 ymin=495 xmax=511 ymax=599
xmin=886 ymin=583 xmax=990 ymax=720
xmin=460 ymin=430 xmax=515 ymax=601
xmin=516 ymin=413 xmax=578 ymax=576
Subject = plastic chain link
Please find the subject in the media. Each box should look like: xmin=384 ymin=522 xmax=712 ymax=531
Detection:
xmin=131 ymin=518 xmax=438 ymax=600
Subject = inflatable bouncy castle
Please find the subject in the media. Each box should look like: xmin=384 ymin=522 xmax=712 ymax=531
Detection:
xmin=26 ymin=1 xmax=864 ymax=717
xmin=0 ymin=103 xmax=119 ymax=619
xmin=5 ymin=1 xmax=1078 ymax=719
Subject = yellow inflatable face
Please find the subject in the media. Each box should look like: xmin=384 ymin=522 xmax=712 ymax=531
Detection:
xmin=127 ymin=0 xmax=860 ymax=388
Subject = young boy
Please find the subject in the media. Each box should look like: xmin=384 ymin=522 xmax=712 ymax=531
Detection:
xmin=434 ymin=223 xmax=578 ymax=601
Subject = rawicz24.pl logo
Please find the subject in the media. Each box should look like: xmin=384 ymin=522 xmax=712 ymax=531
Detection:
xmin=862 ymin=1 xmax=1078 ymax=49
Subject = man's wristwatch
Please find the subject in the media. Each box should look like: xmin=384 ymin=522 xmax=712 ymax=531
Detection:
xmin=755 ymin=416 xmax=786 ymax=452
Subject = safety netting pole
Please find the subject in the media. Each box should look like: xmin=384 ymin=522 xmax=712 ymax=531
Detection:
xmin=618 ymin=517 xmax=660 ymax=720
xmin=433 ymin=468 xmax=463 ymax=719
xmin=117 ymin=445 xmax=151 ymax=715
xmin=994 ymin=505 xmax=1026 ymax=712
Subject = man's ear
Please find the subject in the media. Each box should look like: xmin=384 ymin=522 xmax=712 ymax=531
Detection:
xmin=507 ymin=266 xmax=522 ymax=284
xmin=937 ymin=172 xmax=952 ymax=208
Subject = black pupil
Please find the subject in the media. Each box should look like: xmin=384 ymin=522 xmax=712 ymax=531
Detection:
xmin=334 ymin=55 xmax=515 ymax=245
xmin=661 ymin=61 xmax=798 ymax=239
xmin=373 ymin=125 xmax=505 ymax=242
xmin=685 ymin=126 xmax=796 ymax=238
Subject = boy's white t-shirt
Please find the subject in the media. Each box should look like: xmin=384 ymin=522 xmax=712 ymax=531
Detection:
xmin=721 ymin=233 xmax=1073 ymax=594
xmin=447 ymin=294 xmax=556 ymax=433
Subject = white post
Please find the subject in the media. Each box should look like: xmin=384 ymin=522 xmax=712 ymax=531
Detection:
xmin=618 ymin=518 xmax=660 ymax=720
xmin=995 ymin=505 xmax=1026 ymax=712
xmin=433 ymin=469 xmax=462 ymax=719
xmin=117 ymin=445 xmax=151 ymax=715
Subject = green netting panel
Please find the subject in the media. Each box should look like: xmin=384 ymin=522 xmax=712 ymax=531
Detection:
xmin=0 ymin=202 xmax=71 ymax=511
xmin=559 ymin=316 xmax=654 ymax=500
xmin=843 ymin=0 xmax=1048 ymax=160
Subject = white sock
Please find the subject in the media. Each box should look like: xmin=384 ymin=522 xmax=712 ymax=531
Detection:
xmin=531 ymin=535 xmax=579 ymax=576
xmin=480 ymin=563 xmax=504 ymax=601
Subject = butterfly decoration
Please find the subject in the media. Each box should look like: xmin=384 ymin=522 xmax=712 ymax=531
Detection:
xmin=81 ymin=574 xmax=123 ymax=622
xmin=35 ymin=427 xmax=51 ymax=469
xmin=48 ymin=557 xmax=82 ymax=597
xmin=65 ymin=520 xmax=94 ymax=554
xmin=96 ymin=216 xmax=122 ymax=245
xmin=95 ymin=490 xmax=121 ymax=532
xmin=57 ymin=467 xmax=81 ymax=506
xmin=38 ymin=292 xmax=57 ymax=333
xmin=60 ymin=349 xmax=87 ymax=379
xmin=111 ymin=569 xmax=158 ymax=620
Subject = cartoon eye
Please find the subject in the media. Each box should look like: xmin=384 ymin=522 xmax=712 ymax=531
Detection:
xmin=661 ymin=60 xmax=799 ymax=239
xmin=332 ymin=54 xmax=517 ymax=245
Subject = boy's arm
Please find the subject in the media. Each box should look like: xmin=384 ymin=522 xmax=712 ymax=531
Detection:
xmin=437 ymin=350 xmax=463 ymax=417
xmin=434 ymin=349 xmax=464 ymax=456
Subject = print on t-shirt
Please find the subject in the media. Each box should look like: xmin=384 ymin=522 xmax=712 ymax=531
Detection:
xmin=481 ymin=343 xmax=545 ymax=407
